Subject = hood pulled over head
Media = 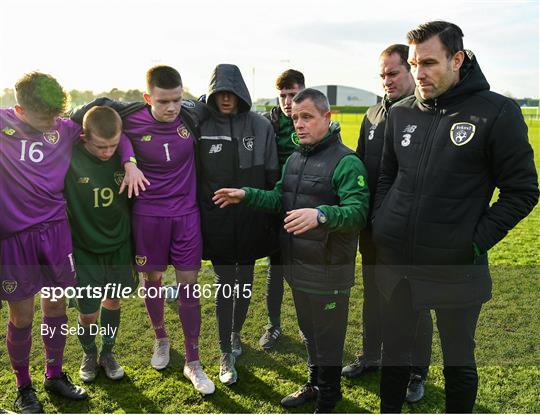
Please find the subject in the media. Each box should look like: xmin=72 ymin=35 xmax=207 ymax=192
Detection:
xmin=207 ymin=64 xmax=252 ymax=113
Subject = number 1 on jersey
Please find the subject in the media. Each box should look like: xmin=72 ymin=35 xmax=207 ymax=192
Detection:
xmin=163 ymin=143 xmax=171 ymax=162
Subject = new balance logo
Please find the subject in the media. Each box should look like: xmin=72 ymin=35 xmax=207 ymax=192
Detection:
xmin=324 ymin=302 xmax=336 ymax=311
xmin=2 ymin=127 xmax=15 ymax=136
xmin=209 ymin=144 xmax=222 ymax=154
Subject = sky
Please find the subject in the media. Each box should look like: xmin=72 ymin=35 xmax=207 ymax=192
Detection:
xmin=0 ymin=0 xmax=538 ymax=101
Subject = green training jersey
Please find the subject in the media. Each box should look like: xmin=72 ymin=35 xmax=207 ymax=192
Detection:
xmin=65 ymin=141 xmax=130 ymax=254
xmin=243 ymin=124 xmax=370 ymax=232
xmin=276 ymin=110 xmax=297 ymax=168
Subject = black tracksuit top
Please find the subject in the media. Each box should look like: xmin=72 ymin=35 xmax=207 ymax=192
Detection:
xmin=372 ymin=51 xmax=539 ymax=308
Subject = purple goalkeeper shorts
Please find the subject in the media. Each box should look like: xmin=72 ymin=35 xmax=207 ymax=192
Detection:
xmin=0 ymin=220 xmax=76 ymax=301
xmin=132 ymin=211 xmax=202 ymax=273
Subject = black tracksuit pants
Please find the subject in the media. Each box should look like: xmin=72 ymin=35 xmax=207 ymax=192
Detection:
xmin=380 ymin=279 xmax=481 ymax=413
xmin=212 ymin=259 xmax=255 ymax=354
xmin=291 ymin=289 xmax=349 ymax=412
xmin=361 ymin=234 xmax=433 ymax=378
xmin=266 ymin=249 xmax=284 ymax=327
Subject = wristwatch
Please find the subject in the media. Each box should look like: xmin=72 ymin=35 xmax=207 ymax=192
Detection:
xmin=316 ymin=208 xmax=327 ymax=225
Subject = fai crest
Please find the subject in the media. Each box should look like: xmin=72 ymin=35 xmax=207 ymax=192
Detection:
xmin=450 ymin=122 xmax=476 ymax=146
xmin=242 ymin=136 xmax=255 ymax=151
xmin=177 ymin=126 xmax=190 ymax=139
xmin=291 ymin=132 xmax=300 ymax=145
xmin=2 ymin=280 xmax=17 ymax=294
xmin=43 ymin=130 xmax=60 ymax=145
xmin=135 ymin=255 xmax=147 ymax=266
xmin=114 ymin=171 xmax=125 ymax=186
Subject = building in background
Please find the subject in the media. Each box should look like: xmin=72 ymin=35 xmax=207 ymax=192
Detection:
xmin=311 ymin=85 xmax=379 ymax=106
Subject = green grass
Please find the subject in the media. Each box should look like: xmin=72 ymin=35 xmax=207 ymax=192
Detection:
xmin=0 ymin=117 xmax=539 ymax=413
xmin=521 ymin=107 xmax=540 ymax=116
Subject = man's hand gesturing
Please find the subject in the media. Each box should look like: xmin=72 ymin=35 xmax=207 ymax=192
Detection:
xmin=213 ymin=188 xmax=246 ymax=208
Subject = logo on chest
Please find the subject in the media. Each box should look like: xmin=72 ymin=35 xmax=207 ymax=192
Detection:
xmin=177 ymin=126 xmax=190 ymax=139
xmin=209 ymin=144 xmax=222 ymax=154
xmin=242 ymin=136 xmax=255 ymax=151
xmin=43 ymin=130 xmax=60 ymax=145
xmin=450 ymin=122 xmax=476 ymax=146
xmin=368 ymin=123 xmax=378 ymax=141
xmin=114 ymin=171 xmax=125 ymax=186
xmin=2 ymin=127 xmax=16 ymax=136
xmin=401 ymin=124 xmax=417 ymax=147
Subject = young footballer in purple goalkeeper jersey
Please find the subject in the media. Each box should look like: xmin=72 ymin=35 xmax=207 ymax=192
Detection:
xmin=0 ymin=72 xmax=146 ymax=414
xmin=121 ymin=66 xmax=214 ymax=395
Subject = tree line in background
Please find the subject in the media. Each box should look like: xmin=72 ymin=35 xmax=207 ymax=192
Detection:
xmin=1 ymin=87 xmax=537 ymax=112
xmin=0 ymin=88 xmax=197 ymax=109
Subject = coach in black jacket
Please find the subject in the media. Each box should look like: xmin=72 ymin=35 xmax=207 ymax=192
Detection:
xmin=373 ymin=22 xmax=539 ymax=413
xmin=343 ymin=44 xmax=432 ymax=404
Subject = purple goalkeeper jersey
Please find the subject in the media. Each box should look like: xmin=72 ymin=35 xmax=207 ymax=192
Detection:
xmin=123 ymin=107 xmax=198 ymax=217
xmin=0 ymin=108 xmax=134 ymax=239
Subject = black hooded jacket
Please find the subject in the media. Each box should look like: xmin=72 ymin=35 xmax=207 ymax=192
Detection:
xmin=355 ymin=95 xmax=401 ymax=264
xmin=197 ymin=64 xmax=280 ymax=262
xmin=372 ymin=51 xmax=539 ymax=308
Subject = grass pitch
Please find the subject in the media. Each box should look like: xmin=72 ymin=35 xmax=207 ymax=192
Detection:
xmin=0 ymin=116 xmax=538 ymax=413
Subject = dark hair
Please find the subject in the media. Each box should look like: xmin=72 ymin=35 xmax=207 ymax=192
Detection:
xmin=380 ymin=44 xmax=410 ymax=70
xmin=83 ymin=106 xmax=122 ymax=139
xmin=276 ymin=69 xmax=305 ymax=90
xmin=406 ymin=21 xmax=464 ymax=57
xmin=292 ymin=88 xmax=329 ymax=114
xmin=15 ymin=72 xmax=68 ymax=116
xmin=146 ymin=65 xmax=183 ymax=91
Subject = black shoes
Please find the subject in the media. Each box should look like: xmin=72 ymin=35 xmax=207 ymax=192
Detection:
xmin=281 ymin=383 xmax=319 ymax=407
xmin=259 ymin=325 xmax=281 ymax=350
xmin=341 ymin=355 xmax=380 ymax=378
xmin=405 ymin=374 xmax=425 ymax=403
xmin=15 ymin=384 xmax=43 ymax=414
xmin=43 ymin=372 xmax=88 ymax=400
xmin=13 ymin=374 xmax=87 ymax=414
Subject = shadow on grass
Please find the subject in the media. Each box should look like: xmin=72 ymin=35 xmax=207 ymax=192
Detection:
xmin=84 ymin=372 xmax=162 ymax=413
xmin=342 ymin=369 xmax=495 ymax=414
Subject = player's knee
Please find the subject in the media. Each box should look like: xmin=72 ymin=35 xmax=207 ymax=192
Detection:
xmin=175 ymin=270 xmax=198 ymax=285
xmin=143 ymin=271 xmax=162 ymax=282
xmin=10 ymin=313 xmax=34 ymax=328
xmin=79 ymin=312 xmax=99 ymax=326
xmin=102 ymin=298 xmax=121 ymax=310
xmin=41 ymin=297 xmax=67 ymax=316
